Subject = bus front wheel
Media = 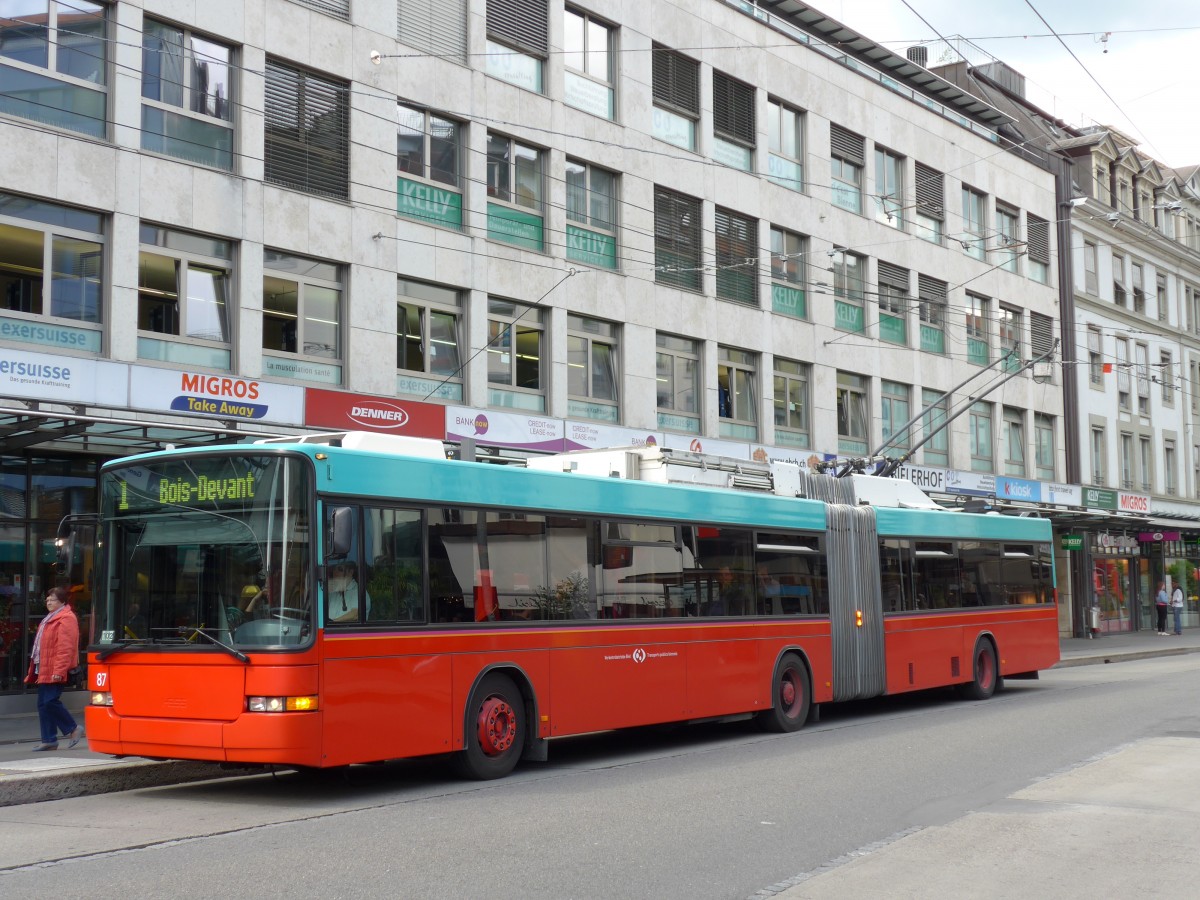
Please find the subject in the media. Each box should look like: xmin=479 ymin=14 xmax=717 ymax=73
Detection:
xmin=959 ymin=640 xmax=999 ymax=701
xmin=758 ymin=653 xmax=810 ymax=733
xmin=455 ymin=672 xmax=526 ymax=779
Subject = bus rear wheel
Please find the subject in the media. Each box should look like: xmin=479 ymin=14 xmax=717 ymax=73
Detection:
xmin=959 ymin=640 xmax=999 ymax=701
xmin=758 ymin=653 xmax=810 ymax=733
xmin=455 ymin=672 xmax=526 ymax=779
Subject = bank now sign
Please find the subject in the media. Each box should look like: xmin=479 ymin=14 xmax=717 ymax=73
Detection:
xmin=304 ymin=388 xmax=444 ymax=438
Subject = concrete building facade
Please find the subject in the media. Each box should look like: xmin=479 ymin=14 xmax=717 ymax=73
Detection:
xmin=0 ymin=0 xmax=1073 ymax=699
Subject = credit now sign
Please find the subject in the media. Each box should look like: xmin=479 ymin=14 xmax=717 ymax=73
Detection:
xmin=304 ymin=388 xmax=444 ymax=438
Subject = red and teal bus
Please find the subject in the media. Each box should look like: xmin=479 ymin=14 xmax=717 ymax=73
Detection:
xmin=81 ymin=434 xmax=1058 ymax=778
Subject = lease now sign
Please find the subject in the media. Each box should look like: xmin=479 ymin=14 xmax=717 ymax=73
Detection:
xmin=305 ymin=388 xmax=444 ymax=438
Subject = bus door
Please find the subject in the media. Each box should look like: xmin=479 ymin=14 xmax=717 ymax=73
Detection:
xmin=825 ymin=505 xmax=885 ymax=700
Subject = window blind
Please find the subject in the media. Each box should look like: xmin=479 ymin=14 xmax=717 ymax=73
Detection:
xmin=877 ymin=261 xmax=909 ymax=290
xmin=830 ymin=124 xmax=863 ymax=165
xmin=1026 ymin=214 xmax=1050 ymax=263
xmin=399 ymin=0 xmax=468 ymax=62
xmin=654 ymin=187 xmax=702 ymax=291
xmin=652 ymin=45 xmax=699 ymax=115
xmin=1031 ymin=313 xmax=1054 ymax=357
xmin=918 ymin=274 xmax=947 ymax=303
xmin=290 ymin=0 xmax=349 ymax=21
xmin=487 ymin=0 xmax=548 ymax=57
xmin=264 ymin=58 xmax=350 ymax=200
xmin=915 ymin=162 xmax=944 ymax=216
xmin=713 ymin=71 xmax=755 ymax=144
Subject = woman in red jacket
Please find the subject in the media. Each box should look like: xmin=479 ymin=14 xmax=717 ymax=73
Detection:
xmin=26 ymin=586 xmax=84 ymax=751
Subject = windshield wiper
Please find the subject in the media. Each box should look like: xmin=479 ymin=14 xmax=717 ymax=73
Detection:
xmin=98 ymin=639 xmax=149 ymax=661
xmin=189 ymin=628 xmax=250 ymax=663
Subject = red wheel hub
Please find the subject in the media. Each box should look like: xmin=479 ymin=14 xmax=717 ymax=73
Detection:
xmin=476 ymin=696 xmax=517 ymax=756
xmin=978 ymin=650 xmax=995 ymax=690
xmin=779 ymin=673 xmax=797 ymax=710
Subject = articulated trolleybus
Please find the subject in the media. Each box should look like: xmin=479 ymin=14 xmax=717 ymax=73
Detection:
xmin=81 ymin=433 xmax=1059 ymax=778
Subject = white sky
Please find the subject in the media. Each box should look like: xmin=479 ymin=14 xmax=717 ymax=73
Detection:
xmin=826 ymin=0 xmax=1199 ymax=169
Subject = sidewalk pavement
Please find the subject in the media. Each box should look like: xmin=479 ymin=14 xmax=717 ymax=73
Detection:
xmin=1 ymin=629 xmax=1198 ymax=811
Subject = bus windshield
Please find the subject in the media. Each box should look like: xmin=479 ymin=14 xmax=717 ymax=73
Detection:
xmin=96 ymin=453 xmax=312 ymax=652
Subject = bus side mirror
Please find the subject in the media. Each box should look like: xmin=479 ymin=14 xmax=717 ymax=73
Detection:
xmin=329 ymin=507 xmax=354 ymax=558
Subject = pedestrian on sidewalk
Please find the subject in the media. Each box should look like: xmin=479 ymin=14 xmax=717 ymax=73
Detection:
xmin=1155 ymin=582 xmax=1169 ymax=635
xmin=24 ymin=586 xmax=84 ymax=751
xmin=1170 ymin=583 xmax=1185 ymax=635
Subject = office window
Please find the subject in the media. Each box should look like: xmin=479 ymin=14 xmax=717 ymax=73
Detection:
xmin=712 ymin=69 xmax=754 ymax=171
xmin=715 ymin=207 xmax=758 ymax=305
xmin=651 ymin=44 xmax=698 ymax=150
xmin=961 ymin=186 xmax=986 ymax=260
xmin=262 ymin=250 xmax=342 ymax=384
xmin=1003 ymin=407 xmax=1025 ymax=476
xmin=565 ymin=158 xmax=617 ymax=269
xmin=876 ymin=261 xmax=909 ymax=346
xmin=770 ymin=226 xmax=806 ymax=319
xmin=914 ymin=162 xmax=943 ymax=243
xmin=568 ymin=314 xmax=618 ymax=423
xmin=1112 ymin=252 xmax=1126 ymax=307
xmin=1116 ymin=337 xmax=1130 ymax=410
xmin=1161 ymin=350 xmax=1173 ymax=403
xmin=0 ymin=0 xmax=107 ymax=137
xmin=0 ymin=192 xmax=103 ymax=352
xmin=1119 ymin=433 xmax=1133 ymax=489
xmin=485 ymin=0 xmax=548 ymax=92
xmin=1084 ymin=240 xmax=1099 ymax=296
xmin=487 ymin=297 xmax=544 ymax=412
xmin=264 ymin=58 xmax=349 ymax=199
xmin=1035 ymin=414 xmax=1055 ymax=481
xmin=830 ymin=125 xmax=864 ymax=213
xmin=918 ymin=274 xmax=946 ymax=354
xmin=922 ymin=388 xmax=949 ymax=467
xmin=137 ymin=224 xmax=232 ymax=369
xmin=1135 ymin=343 xmax=1150 ymax=415
xmin=836 ymin=371 xmax=868 ymax=454
xmin=1027 ymin=214 xmax=1049 ymax=284
xmin=773 ymin=358 xmax=810 ymax=448
xmin=767 ymin=99 xmax=803 ymax=191
xmin=832 ymin=250 xmax=865 ymax=333
xmin=396 ymin=278 xmax=462 ymax=402
xmin=966 ymin=293 xmax=989 ymax=365
xmin=1165 ymin=441 xmax=1177 ymax=496
xmin=1090 ymin=427 xmax=1106 ymax=485
xmin=718 ymin=347 xmax=757 ymax=439
xmin=396 ymin=102 xmax=463 ymax=228
xmin=874 ymin=147 xmax=904 ymax=228
xmin=563 ymin=7 xmax=614 ymax=119
xmin=1132 ymin=261 xmax=1145 ymax=313
xmin=398 ymin=0 xmax=467 ymax=63
xmin=969 ymin=402 xmax=994 ymax=472
xmin=998 ymin=305 xmax=1021 ymax=373
xmin=141 ymin=20 xmax=233 ymax=170
xmin=486 ymin=133 xmax=544 ymax=251
xmin=1087 ymin=327 xmax=1103 ymax=385
xmin=1140 ymin=436 xmax=1152 ymax=492
xmin=656 ymin=333 xmax=700 ymax=434
xmin=654 ymin=187 xmax=701 ymax=292
xmin=881 ymin=381 xmax=911 ymax=451
xmin=994 ymin=204 xmax=1019 ymax=273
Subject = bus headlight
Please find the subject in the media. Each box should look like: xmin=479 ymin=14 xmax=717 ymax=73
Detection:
xmin=91 ymin=692 xmax=113 ymax=706
xmin=247 ymin=696 xmax=318 ymax=712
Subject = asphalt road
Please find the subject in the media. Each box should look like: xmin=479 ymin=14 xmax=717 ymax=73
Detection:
xmin=1 ymin=656 xmax=1197 ymax=898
